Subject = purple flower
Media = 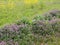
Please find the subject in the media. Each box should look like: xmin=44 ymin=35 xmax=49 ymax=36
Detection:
xmin=0 ymin=41 xmax=6 ymax=45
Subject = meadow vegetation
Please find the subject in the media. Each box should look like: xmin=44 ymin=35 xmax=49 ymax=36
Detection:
xmin=0 ymin=0 xmax=60 ymax=27
xmin=0 ymin=9 xmax=60 ymax=45
xmin=0 ymin=0 xmax=60 ymax=45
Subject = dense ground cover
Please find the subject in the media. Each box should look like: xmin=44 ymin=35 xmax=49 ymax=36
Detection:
xmin=0 ymin=0 xmax=60 ymax=45
xmin=0 ymin=10 xmax=60 ymax=45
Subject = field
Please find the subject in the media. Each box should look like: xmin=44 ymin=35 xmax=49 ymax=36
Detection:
xmin=0 ymin=0 xmax=60 ymax=27
xmin=0 ymin=0 xmax=60 ymax=45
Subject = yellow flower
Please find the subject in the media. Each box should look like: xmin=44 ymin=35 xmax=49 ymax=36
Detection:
xmin=7 ymin=2 xmax=15 ymax=9
xmin=0 ymin=3 xmax=5 ymax=8
xmin=24 ymin=0 xmax=38 ymax=5
xmin=0 ymin=1 xmax=15 ymax=9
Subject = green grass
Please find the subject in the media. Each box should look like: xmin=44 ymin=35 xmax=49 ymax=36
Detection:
xmin=0 ymin=0 xmax=60 ymax=27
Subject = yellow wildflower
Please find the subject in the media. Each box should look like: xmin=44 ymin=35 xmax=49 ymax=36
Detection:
xmin=24 ymin=0 xmax=38 ymax=5
xmin=7 ymin=2 xmax=15 ymax=9
xmin=0 ymin=3 xmax=5 ymax=8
